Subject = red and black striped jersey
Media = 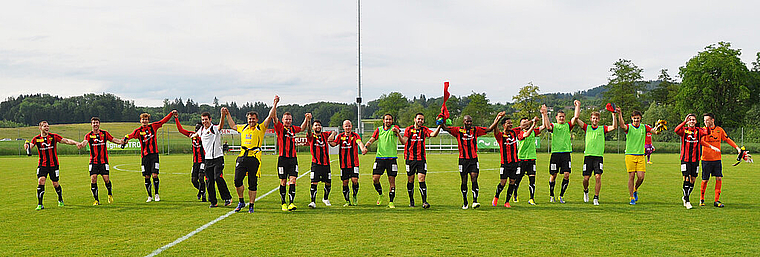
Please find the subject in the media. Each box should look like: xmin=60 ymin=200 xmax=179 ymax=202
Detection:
xmin=127 ymin=113 xmax=172 ymax=157
xmin=495 ymin=128 xmax=521 ymax=164
xmin=274 ymin=122 xmax=302 ymax=158
xmin=85 ymin=130 xmax=114 ymax=164
xmin=403 ymin=125 xmax=432 ymax=161
xmin=448 ymin=126 xmax=488 ymax=159
xmin=308 ymin=131 xmax=331 ymax=165
xmin=190 ymin=137 xmax=204 ymax=163
xmin=674 ymin=121 xmax=704 ymax=163
xmin=32 ymin=133 xmax=62 ymax=167
xmin=334 ymin=132 xmax=361 ymax=169
xmin=175 ymin=119 xmax=205 ymax=163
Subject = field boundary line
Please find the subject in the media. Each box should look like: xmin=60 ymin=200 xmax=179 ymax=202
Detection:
xmin=145 ymin=160 xmax=330 ymax=257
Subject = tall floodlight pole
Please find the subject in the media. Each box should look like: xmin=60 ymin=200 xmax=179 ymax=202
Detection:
xmin=356 ymin=0 xmax=363 ymax=136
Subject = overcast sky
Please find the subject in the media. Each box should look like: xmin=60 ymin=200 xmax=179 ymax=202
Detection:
xmin=1 ymin=1 xmax=758 ymax=107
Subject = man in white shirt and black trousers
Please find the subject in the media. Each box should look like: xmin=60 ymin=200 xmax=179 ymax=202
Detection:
xmin=192 ymin=108 xmax=233 ymax=208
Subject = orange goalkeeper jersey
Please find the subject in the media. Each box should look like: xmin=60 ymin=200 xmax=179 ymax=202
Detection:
xmin=700 ymin=126 xmax=738 ymax=161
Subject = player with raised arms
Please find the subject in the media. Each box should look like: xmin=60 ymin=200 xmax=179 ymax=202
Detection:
xmin=512 ymin=116 xmax=544 ymax=205
xmin=673 ymin=113 xmax=704 ymax=209
xmin=398 ymin=113 xmax=442 ymax=209
xmin=123 ymin=110 xmax=175 ymax=202
xmin=26 ymin=121 xmax=80 ymax=210
xmin=306 ymin=116 xmax=337 ymax=209
xmin=78 ymin=117 xmax=125 ymax=206
xmin=442 ymin=112 xmax=504 ymax=209
xmin=491 ymin=116 xmax=528 ymax=208
xmin=616 ymin=108 xmax=661 ymax=205
xmin=223 ymin=96 xmax=278 ymax=213
xmin=174 ymin=116 xmax=207 ymax=202
xmin=571 ymin=100 xmax=616 ymax=205
xmin=365 ymin=114 xmax=403 ymax=208
xmin=329 ymin=120 xmax=368 ymax=206
xmin=191 ymin=109 xmax=233 ymax=208
xmin=272 ymin=103 xmax=310 ymax=211
xmin=541 ymin=104 xmax=575 ymax=204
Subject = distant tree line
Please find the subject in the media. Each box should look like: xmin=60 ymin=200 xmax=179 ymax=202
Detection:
xmin=2 ymin=42 xmax=757 ymax=142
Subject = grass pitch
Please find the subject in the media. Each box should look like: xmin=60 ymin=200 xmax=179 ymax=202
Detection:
xmin=2 ymin=152 xmax=758 ymax=256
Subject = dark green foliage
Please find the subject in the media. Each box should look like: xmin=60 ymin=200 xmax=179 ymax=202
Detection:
xmin=676 ymin=42 xmax=754 ymax=128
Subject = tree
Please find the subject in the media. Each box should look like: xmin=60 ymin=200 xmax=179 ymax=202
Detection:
xmin=649 ymin=69 xmax=680 ymax=105
xmin=460 ymin=92 xmax=494 ymax=125
xmin=329 ymin=107 xmax=356 ymax=127
xmin=512 ymin=82 xmax=544 ymax=119
xmin=603 ymin=59 xmax=645 ymax=114
xmin=397 ymin=103 xmax=425 ymax=127
xmin=642 ymin=102 xmax=680 ymax=142
xmin=676 ymin=42 xmax=753 ymax=128
xmin=373 ymin=92 xmax=409 ymax=119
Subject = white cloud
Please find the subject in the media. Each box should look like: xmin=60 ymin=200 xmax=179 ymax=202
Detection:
xmin=0 ymin=0 xmax=758 ymax=107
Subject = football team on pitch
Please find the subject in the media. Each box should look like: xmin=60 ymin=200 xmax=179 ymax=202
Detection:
xmin=26 ymin=97 xmax=749 ymax=211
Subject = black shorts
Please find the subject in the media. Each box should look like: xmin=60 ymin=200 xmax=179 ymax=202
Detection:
xmin=583 ymin=156 xmax=603 ymax=176
xmin=405 ymin=160 xmax=427 ymax=176
xmin=141 ymin=153 xmax=160 ymax=176
xmin=701 ymin=160 xmax=722 ymax=180
xmin=341 ymin=167 xmax=360 ymax=180
xmin=191 ymin=162 xmax=205 ymax=178
xmin=277 ymin=156 xmax=299 ymax=179
xmin=681 ymin=161 xmax=699 ymax=178
xmin=549 ymin=152 xmax=571 ymax=174
xmin=500 ymin=162 xmax=519 ymax=180
xmin=459 ymin=158 xmax=479 ymax=174
xmin=373 ymin=158 xmax=398 ymax=177
xmin=37 ymin=166 xmax=60 ymax=182
xmin=235 ymin=156 xmax=260 ymax=191
xmin=519 ymin=160 xmax=536 ymax=176
xmin=204 ymin=157 xmax=225 ymax=180
xmin=89 ymin=163 xmax=110 ymax=176
xmin=311 ymin=163 xmax=332 ymax=183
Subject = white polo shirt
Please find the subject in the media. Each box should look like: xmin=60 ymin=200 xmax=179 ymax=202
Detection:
xmin=194 ymin=124 xmax=224 ymax=160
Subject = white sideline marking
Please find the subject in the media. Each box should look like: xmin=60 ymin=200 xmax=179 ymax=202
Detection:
xmin=145 ymin=160 xmax=332 ymax=257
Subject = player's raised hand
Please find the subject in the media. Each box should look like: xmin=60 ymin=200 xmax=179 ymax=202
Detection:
xmin=533 ymin=116 xmax=540 ymax=124
xmin=274 ymin=95 xmax=280 ymax=105
xmin=305 ymin=113 xmax=312 ymax=120
xmin=498 ymin=111 xmax=506 ymax=117
xmin=171 ymin=110 xmax=178 ymax=116
xmin=391 ymin=126 xmax=400 ymax=134
xmin=540 ymin=104 xmax=547 ymax=114
xmin=574 ymin=100 xmax=580 ymax=107
xmin=615 ymin=107 xmax=621 ymax=113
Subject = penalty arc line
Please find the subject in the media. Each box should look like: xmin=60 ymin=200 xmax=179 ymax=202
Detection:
xmin=145 ymin=160 xmax=332 ymax=257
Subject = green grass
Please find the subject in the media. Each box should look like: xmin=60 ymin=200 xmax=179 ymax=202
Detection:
xmin=2 ymin=153 xmax=759 ymax=256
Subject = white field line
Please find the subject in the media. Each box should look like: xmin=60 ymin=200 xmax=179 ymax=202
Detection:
xmin=144 ymin=160 xmax=331 ymax=257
